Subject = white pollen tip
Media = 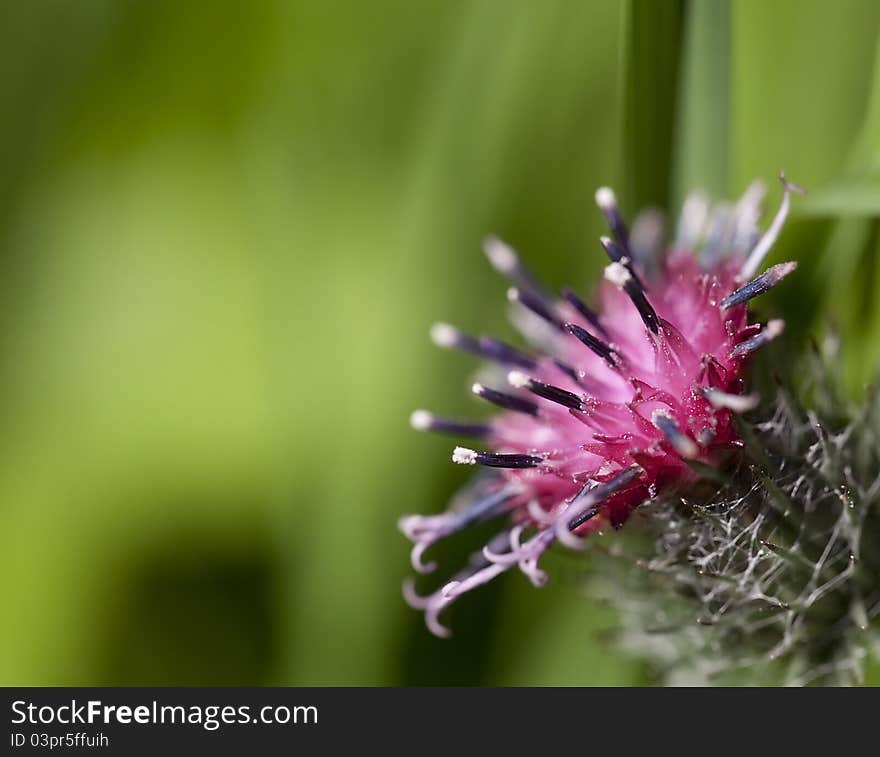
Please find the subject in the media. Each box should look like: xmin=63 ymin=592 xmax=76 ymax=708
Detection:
xmin=766 ymin=319 xmax=785 ymax=338
xmin=409 ymin=410 xmax=434 ymax=430
xmin=483 ymin=236 xmax=518 ymax=273
xmin=679 ymin=440 xmax=700 ymax=459
xmin=705 ymin=390 xmax=760 ymax=413
xmin=604 ymin=261 xmax=631 ymax=288
xmin=430 ymin=322 xmax=459 ymax=348
xmin=506 ymin=287 xmax=520 ymax=303
xmin=651 ymin=409 xmax=699 ymax=458
xmin=507 ymin=370 xmax=530 ymax=389
xmin=595 ymin=186 xmax=616 ymax=210
xmin=471 ymin=382 xmax=485 ymax=396
xmin=651 ymin=409 xmax=672 ymax=424
xmin=452 ymin=446 xmax=478 ymax=465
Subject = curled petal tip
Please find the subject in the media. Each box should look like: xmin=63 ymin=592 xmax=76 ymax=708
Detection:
xmin=410 ymin=542 xmax=437 ymax=574
xmin=425 ymin=612 xmax=452 ymax=639
xmin=440 ymin=581 xmax=460 ymax=599
xmin=402 ymin=578 xmax=430 ymax=610
xmin=527 ymin=569 xmax=549 ymax=588
xmin=555 ymin=522 xmax=588 ymax=551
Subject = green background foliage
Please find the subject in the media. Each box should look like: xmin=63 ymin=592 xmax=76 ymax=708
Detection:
xmin=0 ymin=0 xmax=878 ymax=685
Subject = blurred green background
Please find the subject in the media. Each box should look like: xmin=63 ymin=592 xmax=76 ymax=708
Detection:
xmin=1 ymin=0 xmax=879 ymax=685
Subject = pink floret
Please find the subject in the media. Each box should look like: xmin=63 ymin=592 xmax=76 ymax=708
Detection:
xmin=491 ymin=252 xmax=748 ymax=532
xmin=401 ymin=177 xmax=801 ymax=636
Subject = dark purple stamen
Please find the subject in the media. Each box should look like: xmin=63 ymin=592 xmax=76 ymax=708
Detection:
xmin=600 ymin=236 xmax=647 ymax=291
xmin=604 ymin=261 xmax=659 ymax=333
xmin=410 ymin=410 xmax=492 ymax=438
xmin=453 ymin=447 xmax=544 ymax=469
xmin=720 ymin=262 xmax=798 ymax=309
xmin=507 ymin=287 xmax=564 ymax=329
xmin=729 ymin=320 xmax=785 ymax=358
xmin=651 ymin=410 xmax=699 ymax=458
xmin=484 ymin=236 xmax=554 ymax=303
xmin=561 ymin=287 xmax=609 ymax=338
xmin=477 ymin=337 xmax=538 ymax=369
xmin=567 ymin=504 xmax=601 ymax=532
xmin=431 ymin=323 xmax=537 ymax=369
xmin=563 ymin=322 xmax=621 ymax=368
xmin=552 ymin=359 xmax=583 ymax=386
xmin=471 ymin=383 xmax=540 ymax=416
xmin=595 ymin=187 xmax=632 ymax=257
xmin=627 ymin=283 xmax=660 ymax=333
xmin=447 ymin=488 xmax=520 ymax=531
xmin=508 ymin=371 xmax=583 ymax=410
xmin=566 ymin=465 xmax=643 ymax=530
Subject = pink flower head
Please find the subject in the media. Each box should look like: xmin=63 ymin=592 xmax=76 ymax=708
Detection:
xmin=401 ymin=175 xmax=803 ymax=637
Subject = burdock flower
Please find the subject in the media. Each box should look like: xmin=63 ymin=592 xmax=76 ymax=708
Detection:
xmin=401 ymin=175 xmax=803 ymax=638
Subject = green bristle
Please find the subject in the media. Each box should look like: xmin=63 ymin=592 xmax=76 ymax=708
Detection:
xmin=595 ymin=355 xmax=880 ymax=686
